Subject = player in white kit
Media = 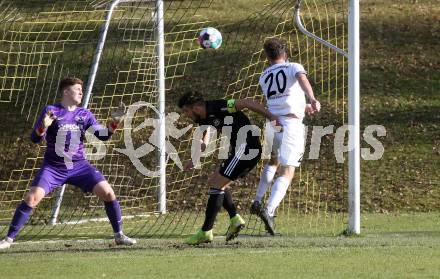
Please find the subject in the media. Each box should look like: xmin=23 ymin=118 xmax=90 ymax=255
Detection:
xmin=251 ymin=37 xmax=321 ymax=235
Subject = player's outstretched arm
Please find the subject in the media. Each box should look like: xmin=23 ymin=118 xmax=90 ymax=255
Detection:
xmin=200 ymin=126 xmax=210 ymax=152
xmin=234 ymin=99 xmax=278 ymax=121
xmin=30 ymin=108 xmax=56 ymax=143
xmin=185 ymin=127 xmax=210 ymax=171
xmin=88 ymin=103 xmax=127 ymax=141
xmin=297 ymin=73 xmax=321 ymax=113
xmin=107 ymin=102 xmax=127 ymax=134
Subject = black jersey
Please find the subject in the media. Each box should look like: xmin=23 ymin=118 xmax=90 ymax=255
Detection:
xmin=196 ymin=99 xmax=261 ymax=154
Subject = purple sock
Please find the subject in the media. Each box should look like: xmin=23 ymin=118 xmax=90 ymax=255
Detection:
xmin=104 ymin=200 xmax=122 ymax=234
xmin=7 ymin=201 xmax=33 ymax=239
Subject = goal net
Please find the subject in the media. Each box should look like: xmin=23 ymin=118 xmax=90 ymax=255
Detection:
xmin=0 ymin=0 xmax=348 ymax=240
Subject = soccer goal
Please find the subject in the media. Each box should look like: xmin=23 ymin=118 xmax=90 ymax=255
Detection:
xmin=0 ymin=0 xmax=359 ymax=241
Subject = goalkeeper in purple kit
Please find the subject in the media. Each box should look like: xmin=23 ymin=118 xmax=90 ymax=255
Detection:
xmin=0 ymin=77 xmax=136 ymax=249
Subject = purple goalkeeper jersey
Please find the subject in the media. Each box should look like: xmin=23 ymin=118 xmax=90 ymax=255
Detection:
xmin=31 ymin=103 xmax=112 ymax=168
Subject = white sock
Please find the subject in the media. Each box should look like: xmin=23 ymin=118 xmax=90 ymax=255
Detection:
xmin=255 ymin=165 xmax=277 ymax=202
xmin=266 ymin=176 xmax=291 ymax=217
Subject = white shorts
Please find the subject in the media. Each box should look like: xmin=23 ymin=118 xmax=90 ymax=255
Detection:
xmin=264 ymin=117 xmax=306 ymax=167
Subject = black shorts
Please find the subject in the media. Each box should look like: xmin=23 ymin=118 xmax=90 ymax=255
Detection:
xmin=219 ymin=143 xmax=262 ymax=181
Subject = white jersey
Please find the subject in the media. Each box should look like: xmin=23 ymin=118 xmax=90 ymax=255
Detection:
xmin=259 ymin=62 xmax=307 ymax=119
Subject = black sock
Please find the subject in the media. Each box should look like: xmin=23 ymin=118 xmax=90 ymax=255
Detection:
xmin=201 ymin=188 xmax=224 ymax=231
xmin=223 ymin=188 xmax=237 ymax=219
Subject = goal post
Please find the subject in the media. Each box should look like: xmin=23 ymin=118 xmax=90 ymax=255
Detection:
xmin=156 ymin=0 xmax=167 ymax=214
xmin=295 ymin=0 xmax=360 ymax=235
xmin=347 ymin=0 xmax=360 ymax=235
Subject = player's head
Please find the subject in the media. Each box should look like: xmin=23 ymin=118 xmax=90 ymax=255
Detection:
xmin=59 ymin=77 xmax=84 ymax=106
xmin=178 ymin=91 xmax=205 ymax=122
xmin=263 ymin=37 xmax=287 ymax=63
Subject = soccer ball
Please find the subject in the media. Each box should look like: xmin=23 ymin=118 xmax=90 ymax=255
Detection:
xmin=198 ymin=27 xmax=222 ymax=49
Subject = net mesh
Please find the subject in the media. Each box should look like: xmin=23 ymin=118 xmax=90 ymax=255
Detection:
xmin=0 ymin=0 xmax=348 ymax=240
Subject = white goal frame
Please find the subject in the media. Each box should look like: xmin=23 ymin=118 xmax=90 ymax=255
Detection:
xmin=295 ymin=0 xmax=360 ymax=235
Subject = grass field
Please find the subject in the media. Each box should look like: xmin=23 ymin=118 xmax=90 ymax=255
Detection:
xmin=1 ymin=213 xmax=440 ymax=279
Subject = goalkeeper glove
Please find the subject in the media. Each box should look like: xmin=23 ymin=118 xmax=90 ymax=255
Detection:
xmin=109 ymin=102 xmax=127 ymax=131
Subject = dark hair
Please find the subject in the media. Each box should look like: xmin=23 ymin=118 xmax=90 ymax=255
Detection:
xmin=263 ymin=37 xmax=287 ymax=60
xmin=178 ymin=91 xmax=204 ymax=108
xmin=58 ymin=77 xmax=83 ymax=92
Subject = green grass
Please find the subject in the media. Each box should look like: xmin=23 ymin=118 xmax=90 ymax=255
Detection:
xmin=359 ymin=0 xmax=440 ymax=210
xmin=1 ymin=213 xmax=440 ymax=278
xmin=1 ymin=210 xmax=348 ymax=241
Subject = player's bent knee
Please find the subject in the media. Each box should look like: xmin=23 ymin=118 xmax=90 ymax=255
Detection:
xmin=98 ymin=190 xmax=116 ymax=202
xmin=24 ymin=187 xmax=46 ymax=208
xmin=23 ymin=194 xmax=36 ymax=208
xmin=207 ymin=173 xmax=220 ymax=186
xmin=207 ymin=172 xmax=231 ymax=190
xmin=279 ymin=166 xmax=295 ymax=181
xmin=207 ymin=176 xmax=217 ymax=186
xmin=93 ymin=182 xmax=116 ymax=202
xmin=24 ymin=194 xmax=41 ymax=208
xmin=105 ymin=192 xmax=116 ymax=202
xmin=102 ymin=189 xmax=116 ymax=202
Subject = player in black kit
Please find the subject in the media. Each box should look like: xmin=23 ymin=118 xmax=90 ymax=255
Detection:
xmin=178 ymin=91 xmax=280 ymax=245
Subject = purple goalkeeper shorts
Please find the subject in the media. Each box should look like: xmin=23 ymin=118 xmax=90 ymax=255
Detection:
xmin=31 ymin=160 xmax=106 ymax=195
